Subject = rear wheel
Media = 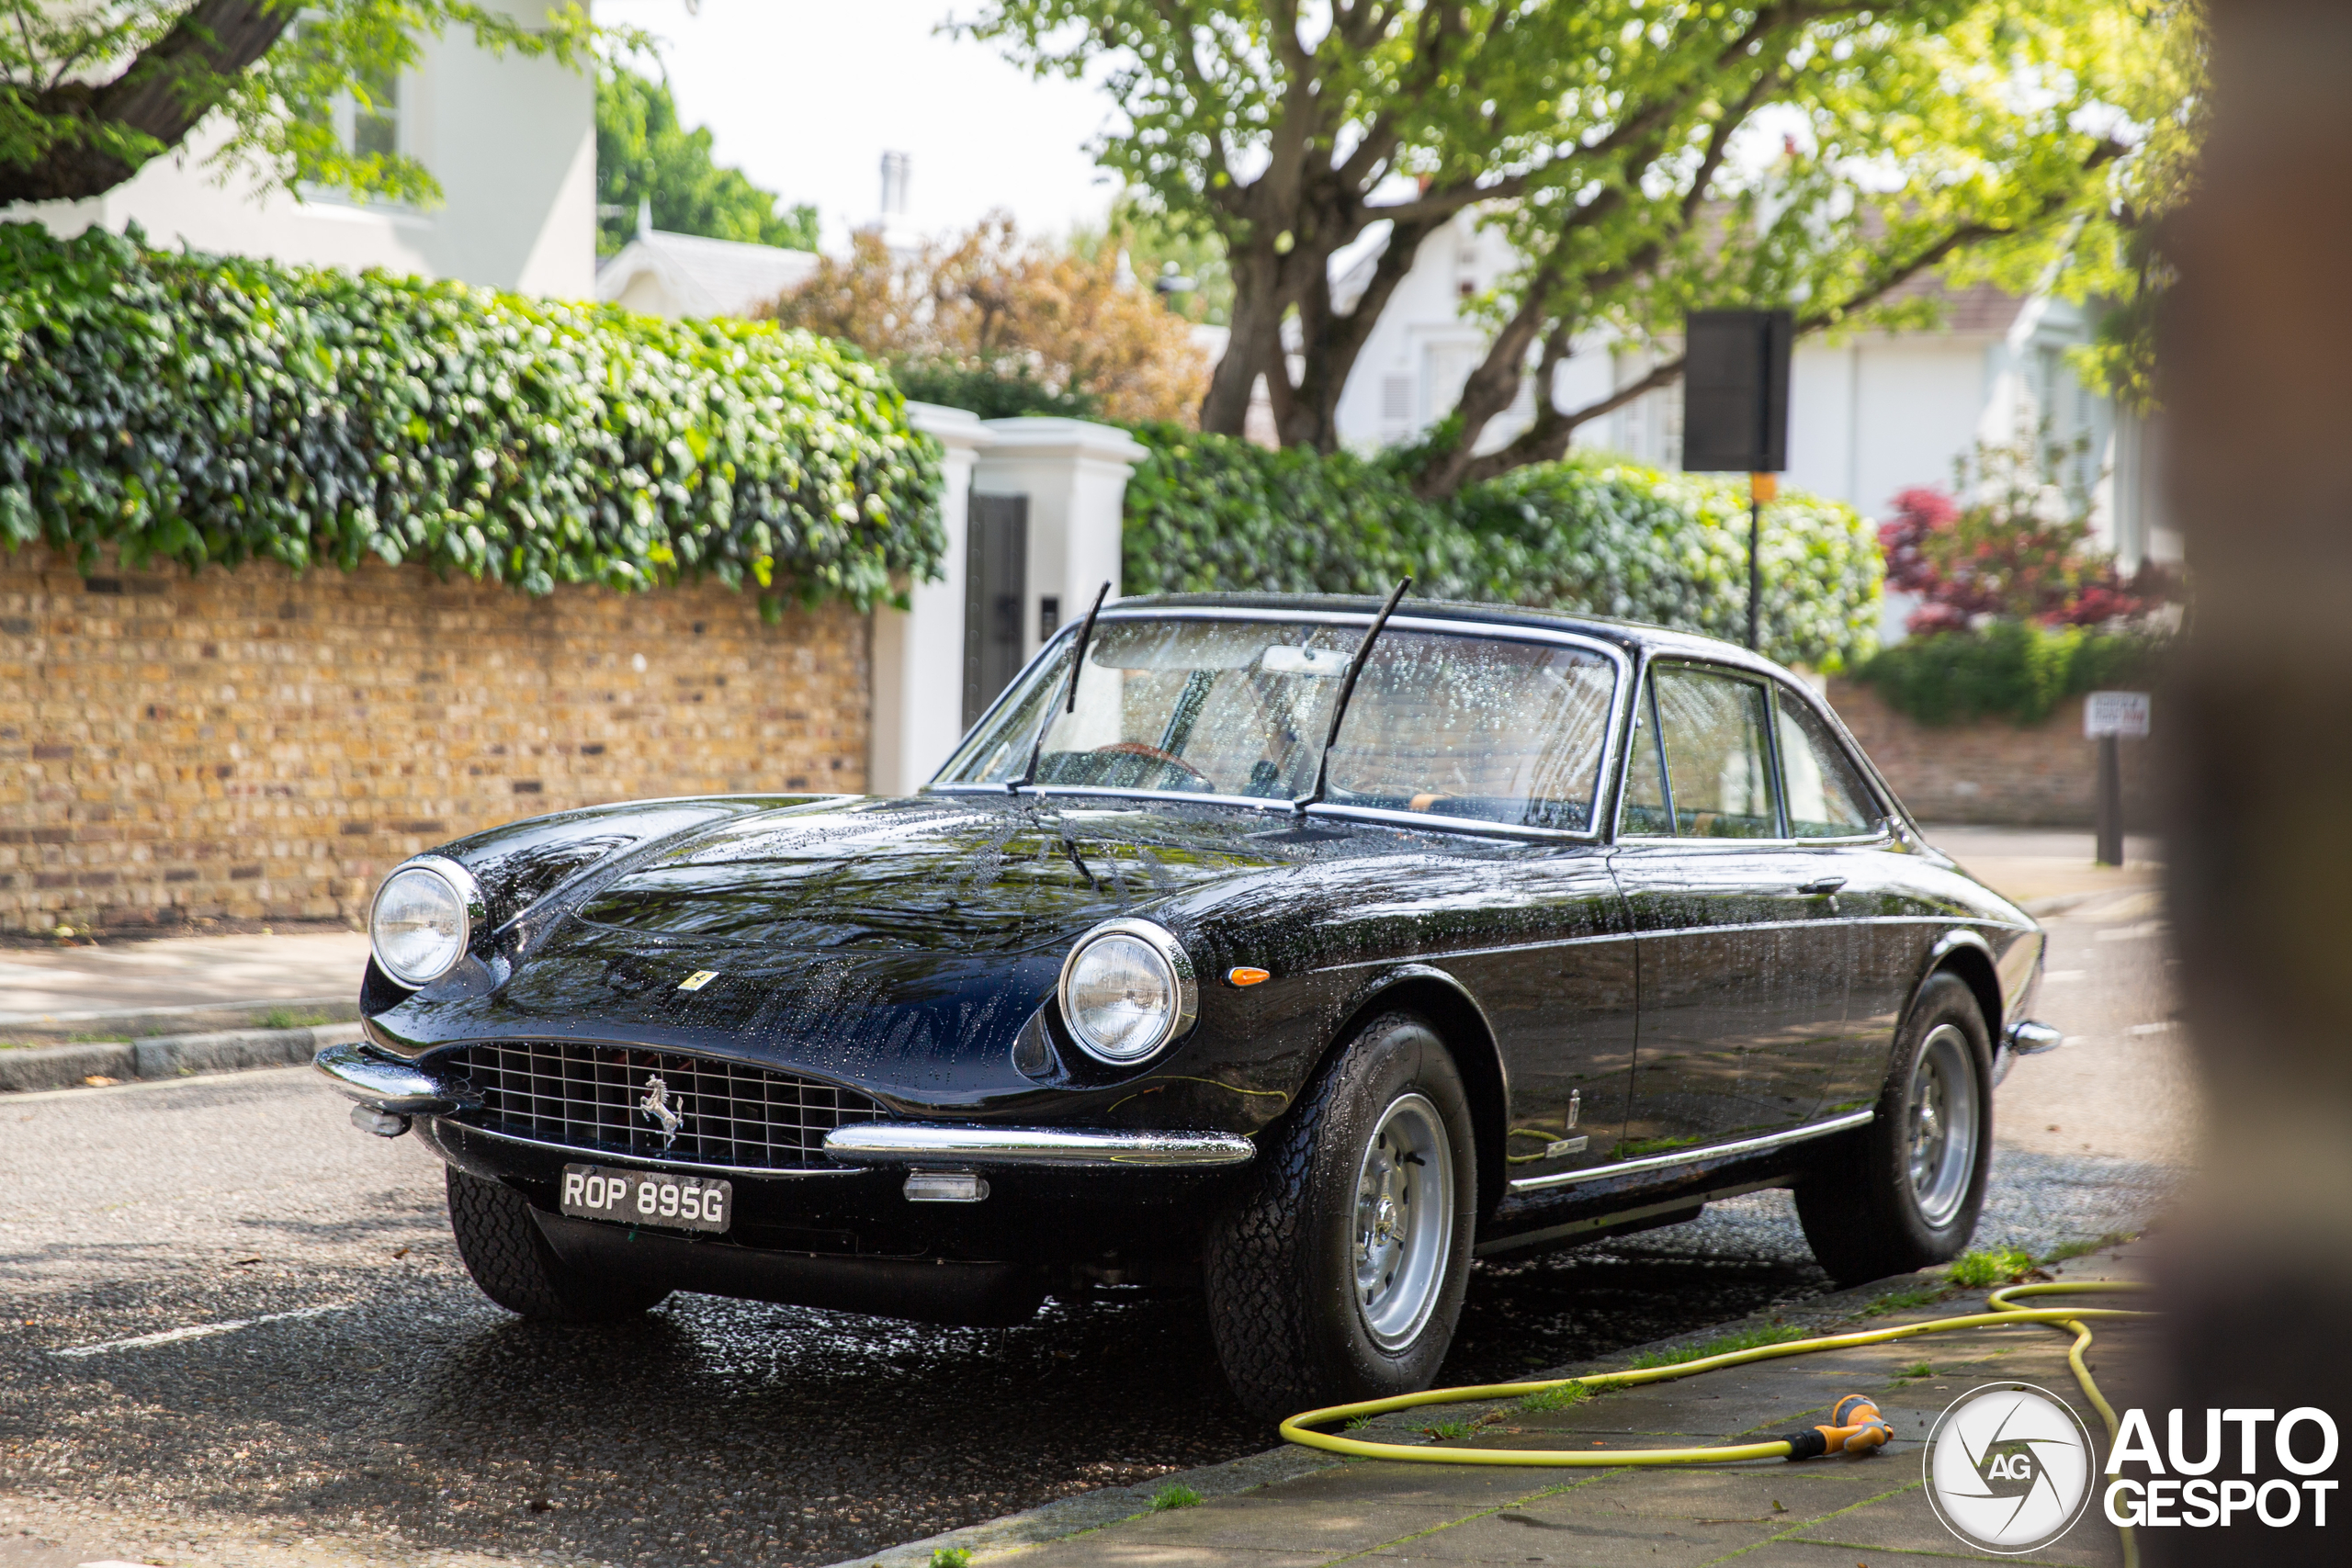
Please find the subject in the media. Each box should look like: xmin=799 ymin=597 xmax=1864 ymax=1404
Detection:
xmin=1203 ymin=1012 xmax=1477 ymax=1418
xmin=1796 ymin=973 xmax=1994 ymax=1287
xmin=445 ymin=1167 xmax=671 ymax=1321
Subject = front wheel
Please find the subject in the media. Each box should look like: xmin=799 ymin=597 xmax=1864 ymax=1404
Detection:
xmin=445 ymin=1167 xmax=671 ymax=1322
xmin=1203 ymin=1011 xmax=1478 ymax=1419
xmin=1796 ymin=972 xmax=1994 ymax=1287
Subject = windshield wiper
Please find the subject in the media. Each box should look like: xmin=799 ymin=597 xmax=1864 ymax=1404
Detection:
xmin=1012 ymin=580 xmax=1112 ymax=795
xmin=1295 ymin=576 xmax=1411 ymax=818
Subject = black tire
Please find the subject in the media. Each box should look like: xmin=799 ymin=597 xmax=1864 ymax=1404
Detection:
xmin=445 ymin=1167 xmax=671 ymax=1321
xmin=1796 ymin=972 xmax=1995 ymax=1287
xmin=1204 ymin=1011 xmax=1478 ymax=1419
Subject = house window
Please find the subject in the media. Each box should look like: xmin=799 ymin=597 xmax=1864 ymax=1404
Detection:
xmin=349 ymin=64 xmax=400 ymax=159
xmin=1381 ymin=376 xmax=1413 ymax=422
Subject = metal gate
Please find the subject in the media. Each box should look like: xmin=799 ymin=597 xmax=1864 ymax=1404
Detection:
xmin=962 ymin=493 xmax=1029 ymax=731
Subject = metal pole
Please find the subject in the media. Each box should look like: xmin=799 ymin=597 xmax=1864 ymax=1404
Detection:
xmin=1747 ymin=473 xmax=1773 ymax=651
xmin=2094 ymin=733 xmax=2124 ymax=867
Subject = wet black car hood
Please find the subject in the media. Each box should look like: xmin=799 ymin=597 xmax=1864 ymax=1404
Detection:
xmin=563 ymin=793 xmax=1295 ymax=956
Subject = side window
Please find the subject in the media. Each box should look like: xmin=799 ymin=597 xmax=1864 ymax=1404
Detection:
xmin=1653 ymin=666 xmax=1780 ymax=839
xmin=1620 ymin=677 xmax=1673 ymax=837
xmin=1775 ymin=690 xmax=1881 ymax=838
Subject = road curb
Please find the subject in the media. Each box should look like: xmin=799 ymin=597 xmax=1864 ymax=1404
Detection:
xmin=0 ymin=1022 xmax=360 ymax=1093
xmin=822 ymin=1260 xmax=1979 ymax=1568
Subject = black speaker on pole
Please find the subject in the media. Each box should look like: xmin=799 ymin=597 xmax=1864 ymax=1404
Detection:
xmin=1682 ymin=309 xmax=1793 ymax=650
xmin=1681 ymin=309 xmax=1792 ymax=474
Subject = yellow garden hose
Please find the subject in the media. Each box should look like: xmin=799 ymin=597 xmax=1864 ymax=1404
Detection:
xmin=1281 ymin=1281 xmax=2149 ymax=1559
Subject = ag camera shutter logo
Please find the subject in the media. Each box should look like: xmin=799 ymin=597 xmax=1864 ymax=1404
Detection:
xmin=1925 ymin=1384 xmax=2096 ymax=1553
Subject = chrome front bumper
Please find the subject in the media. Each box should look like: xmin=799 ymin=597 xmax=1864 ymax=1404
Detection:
xmin=1995 ymin=1019 xmax=2064 ymax=1085
xmin=315 ymin=1042 xmax=1253 ymax=1170
xmin=822 ymin=1123 xmax=1256 ymax=1168
xmin=314 ymin=1042 xmax=469 ymax=1114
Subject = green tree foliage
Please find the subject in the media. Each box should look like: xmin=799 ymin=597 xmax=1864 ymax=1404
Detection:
xmin=595 ymin=65 xmax=817 ymax=257
xmin=0 ymin=224 xmax=944 ymax=614
xmin=2064 ymin=1 xmax=2205 ymax=412
xmin=1123 ymin=426 xmax=1881 ymax=672
xmin=0 ymin=1 xmax=612 ymax=207
xmin=962 ymin=1 xmax=2179 ymax=492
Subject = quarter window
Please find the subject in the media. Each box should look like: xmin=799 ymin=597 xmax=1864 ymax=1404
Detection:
xmin=1775 ymin=690 xmax=1880 ymax=838
xmin=1650 ymin=666 xmax=1780 ymax=839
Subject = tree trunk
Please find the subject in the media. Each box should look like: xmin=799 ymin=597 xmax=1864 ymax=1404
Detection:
xmin=0 ymin=1 xmax=296 ymax=206
xmin=1283 ymin=214 xmax=1443 ymax=452
xmin=1198 ymin=246 xmax=1289 ymax=436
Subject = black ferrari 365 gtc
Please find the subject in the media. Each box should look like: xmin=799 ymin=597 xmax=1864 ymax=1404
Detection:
xmin=320 ymin=592 xmax=2056 ymax=1416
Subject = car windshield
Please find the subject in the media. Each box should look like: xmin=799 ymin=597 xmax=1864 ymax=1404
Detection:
xmin=934 ymin=615 xmax=1620 ymax=831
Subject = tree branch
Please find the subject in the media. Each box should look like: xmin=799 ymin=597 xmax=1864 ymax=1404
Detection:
xmin=0 ymin=0 xmax=295 ymax=205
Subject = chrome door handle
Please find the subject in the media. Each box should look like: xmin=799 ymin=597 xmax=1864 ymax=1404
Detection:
xmin=1796 ymin=876 xmax=1848 ymax=896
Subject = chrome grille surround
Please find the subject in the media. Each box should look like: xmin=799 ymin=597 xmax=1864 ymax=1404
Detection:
xmin=443 ymin=1040 xmax=886 ymax=1171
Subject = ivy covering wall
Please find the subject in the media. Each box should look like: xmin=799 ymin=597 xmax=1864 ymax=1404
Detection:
xmin=0 ymin=224 xmax=944 ymax=613
xmin=1122 ymin=424 xmax=1883 ymax=672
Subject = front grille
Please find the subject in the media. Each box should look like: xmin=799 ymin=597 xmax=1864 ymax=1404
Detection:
xmin=444 ymin=1041 xmax=887 ymax=1171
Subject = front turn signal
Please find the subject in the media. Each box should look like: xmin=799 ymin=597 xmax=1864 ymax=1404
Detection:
xmin=1227 ymin=966 xmax=1271 ymax=987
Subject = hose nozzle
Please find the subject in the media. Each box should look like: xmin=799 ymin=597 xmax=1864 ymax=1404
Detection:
xmin=1782 ymin=1394 xmax=1894 ymax=1460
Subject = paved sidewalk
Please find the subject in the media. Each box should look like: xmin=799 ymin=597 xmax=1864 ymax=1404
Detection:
xmin=1923 ymin=826 xmax=2162 ymax=912
xmin=874 ymin=1249 xmax=2148 ymax=1568
xmin=0 ymin=931 xmax=368 ymax=1026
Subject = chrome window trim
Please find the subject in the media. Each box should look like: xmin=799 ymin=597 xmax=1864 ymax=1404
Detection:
xmin=931 ymin=606 xmax=1633 ymax=843
xmin=368 ymin=853 xmax=485 ymax=988
xmin=930 ymin=783 xmax=1295 ymax=814
xmin=1057 ymin=917 xmax=1200 ymax=1065
xmin=823 ymin=1122 xmax=1256 ymax=1168
xmin=450 ymin=1119 xmax=864 ymax=1178
xmin=1506 ymin=1108 xmax=1876 ymax=1193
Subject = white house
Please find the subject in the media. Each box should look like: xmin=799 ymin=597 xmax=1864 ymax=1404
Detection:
xmin=595 ymin=210 xmax=820 ymax=319
xmin=8 ymin=3 xmax=595 ymax=298
xmin=1329 ymin=212 xmax=2180 ymax=630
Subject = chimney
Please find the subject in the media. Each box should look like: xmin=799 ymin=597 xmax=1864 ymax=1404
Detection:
xmin=879 ymin=151 xmax=910 ymax=218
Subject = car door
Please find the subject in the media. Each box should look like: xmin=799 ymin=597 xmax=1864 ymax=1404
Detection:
xmin=1317 ymin=626 xmax=1638 ymax=1186
xmin=1608 ymin=661 xmax=1854 ymax=1156
xmin=1770 ymin=683 xmax=1908 ymax=1117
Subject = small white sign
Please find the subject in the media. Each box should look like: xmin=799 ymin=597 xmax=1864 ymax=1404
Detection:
xmin=2085 ymin=691 xmax=2151 ymax=739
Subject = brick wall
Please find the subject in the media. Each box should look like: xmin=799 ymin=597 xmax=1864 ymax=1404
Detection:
xmin=0 ymin=548 xmax=870 ymax=934
xmin=1826 ymin=677 xmax=2158 ymax=829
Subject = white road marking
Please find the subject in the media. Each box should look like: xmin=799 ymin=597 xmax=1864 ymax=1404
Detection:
xmin=2095 ymin=920 xmax=2166 ymax=942
xmin=50 ymin=1303 xmax=349 ymax=1358
xmin=2042 ymin=970 xmax=2087 ymax=982
xmin=0 ymin=1065 xmax=313 ymax=1106
xmin=2127 ymin=1021 xmax=2177 ymax=1035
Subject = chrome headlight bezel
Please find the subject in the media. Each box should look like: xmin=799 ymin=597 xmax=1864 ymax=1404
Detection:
xmin=1057 ymin=918 xmax=1199 ymax=1066
xmin=368 ymin=855 xmax=484 ymax=988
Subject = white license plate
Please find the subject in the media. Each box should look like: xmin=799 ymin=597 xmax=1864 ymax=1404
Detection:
xmin=560 ymin=1164 xmax=731 ymax=1234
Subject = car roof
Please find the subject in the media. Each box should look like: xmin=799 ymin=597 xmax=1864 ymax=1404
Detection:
xmin=1113 ymin=592 xmax=1794 ymax=682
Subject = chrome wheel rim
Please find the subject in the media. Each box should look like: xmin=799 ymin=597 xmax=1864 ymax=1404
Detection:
xmin=1905 ymin=1023 xmax=1980 ymax=1229
xmin=1351 ymin=1092 xmax=1455 ymax=1351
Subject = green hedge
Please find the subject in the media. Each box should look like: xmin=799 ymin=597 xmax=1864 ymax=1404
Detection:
xmin=1122 ymin=426 xmax=1883 ymax=672
xmin=0 ymin=224 xmax=944 ymax=612
xmin=1853 ymin=622 xmax=2168 ymax=726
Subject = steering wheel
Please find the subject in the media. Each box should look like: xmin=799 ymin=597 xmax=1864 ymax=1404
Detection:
xmin=1092 ymin=741 xmax=1214 ymax=787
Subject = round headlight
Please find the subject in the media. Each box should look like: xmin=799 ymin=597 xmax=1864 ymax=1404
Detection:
xmin=1058 ymin=919 xmax=1198 ymax=1065
xmin=369 ymin=859 xmax=478 ymax=987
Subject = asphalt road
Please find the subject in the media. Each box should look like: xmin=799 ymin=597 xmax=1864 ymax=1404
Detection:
xmin=0 ymin=887 xmax=2183 ymax=1568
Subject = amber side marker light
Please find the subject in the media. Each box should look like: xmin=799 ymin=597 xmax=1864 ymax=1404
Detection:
xmin=1227 ymin=966 xmax=1271 ymax=987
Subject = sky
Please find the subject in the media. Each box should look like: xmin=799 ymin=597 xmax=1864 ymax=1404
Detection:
xmin=597 ymin=1 xmax=1125 ymax=248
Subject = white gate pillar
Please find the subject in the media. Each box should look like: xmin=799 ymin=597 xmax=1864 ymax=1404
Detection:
xmin=973 ymin=418 xmax=1149 ymax=666
xmin=869 ymin=401 xmax=985 ymax=797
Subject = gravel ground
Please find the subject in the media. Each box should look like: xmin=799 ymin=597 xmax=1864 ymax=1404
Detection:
xmin=0 ymin=895 xmax=2184 ymax=1568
